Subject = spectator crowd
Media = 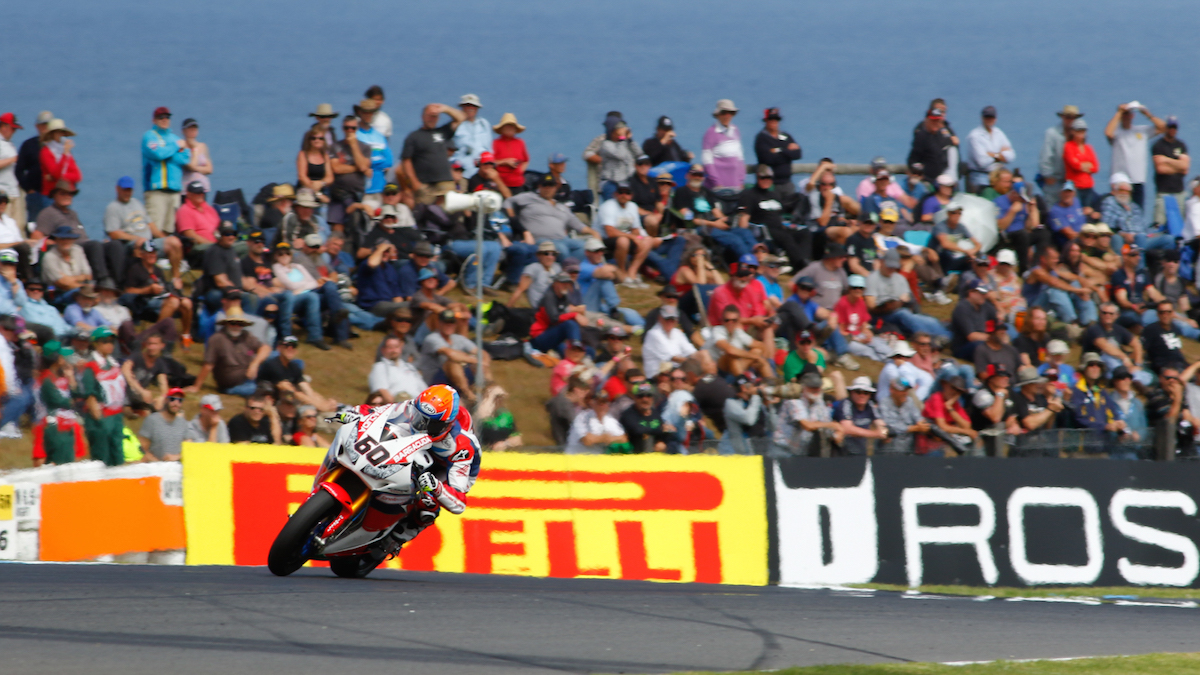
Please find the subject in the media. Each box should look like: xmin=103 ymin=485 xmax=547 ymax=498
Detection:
xmin=1 ymin=91 xmax=1199 ymax=465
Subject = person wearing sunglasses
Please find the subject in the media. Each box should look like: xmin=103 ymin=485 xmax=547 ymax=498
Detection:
xmin=228 ymin=393 xmax=281 ymax=445
xmin=137 ymin=387 xmax=189 ymax=462
xmin=1142 ymin=300 xmax=1189 ymax=373
xmin=618 ymin=382 xmax=676 ymax=454
xmin=292 ymin=404 xmax=327 ymax=447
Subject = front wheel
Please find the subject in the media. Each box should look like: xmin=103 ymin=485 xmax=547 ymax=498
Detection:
xmin=267 ymin=490 xmax=340 ymax=577
xmin=330 ymin=552 xmax=385 ymax=579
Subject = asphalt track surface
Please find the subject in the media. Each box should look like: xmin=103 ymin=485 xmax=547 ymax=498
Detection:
xmin=2 ymin=564 xmax=1196 ymax=674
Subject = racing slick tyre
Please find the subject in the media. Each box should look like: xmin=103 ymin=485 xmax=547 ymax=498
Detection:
xmin=267 ymin=490 xmax=340 ymax=577
xmin=330 ymin=552 xmax=386 ymax=579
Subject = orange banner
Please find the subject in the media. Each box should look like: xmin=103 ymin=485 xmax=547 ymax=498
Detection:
xmin=40 ymin=477 xmax=185 ymax=561
xmin=183 ymin=445 xmax=767 ymax=586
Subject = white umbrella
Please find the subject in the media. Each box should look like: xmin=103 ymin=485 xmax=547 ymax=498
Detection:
xmin=933 ymin=193 xmax=999 ymax=253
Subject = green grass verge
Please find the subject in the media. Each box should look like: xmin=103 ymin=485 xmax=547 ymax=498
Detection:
xmin=669 ymin=652 xmax=1200 ymax=675
xmin=854 ymin=583 xmax=1200 ymax=600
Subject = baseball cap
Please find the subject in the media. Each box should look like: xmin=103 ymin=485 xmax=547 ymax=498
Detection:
xmin=795 ymin=275 xmax=816 ymax=290
xmin=138 ymin=240 xmax=156 ymax=253
xmin=247 ymin=230 xmax=265 ymax=243
xmin=797 ymin=330 xmax=814 ymax=343
xmin=552 ymin=272 xmax=573 ymax=284
xmin=882 ymin=249 xmax=901 ymax=269
xmin=984 ymin=364 xmax=1011 ymax=381
xmin=1112 ymin=366 xmax=1133 ymax=380
xmin=1071 ymin=118 xmax=1088 ymax=130
xmin=973 ymin=254 xmax=991 ymax=266
xmin=584 ymin=238 xmax=606 ymax=252
xmin=0 ymin=250 xmax=16 ymax=264
xmin=985 ymin=319 xmax=1006 ymax=333
xmin=1047 ymin=339 xmax=1070 ymax=355
xmin=153 ymin=106 xmax=172 ymax=118
xmin=657 ymin=115 xmax=674 ymax=130
xmin=280 ymin=335 xmax=300 ymax=346
xmin=200 ymin=394 xmax=223 ymax=411
xmin=996 ymin=249 xmax=1018 ymax=266
xmin=756 ymin=164 xmax=774 ymax=178
xmin=1167 ymin=115 xmax=1179 ymax=128
xmin=870 ymin=156 xmax=888 ymax=170
xmin=890 ymin=377 xmax=913 ymax=390
xmin=737 ymin=253 xmax=759 ymax=268
xmin=848 ymin=274 xmax=866 ymax=288
xmin=927 ymin=106 xmax=946 ymax=119
xmin=548 ymin=153 xmax=568 ymax=164
xmin=890 ymin=341 xmax=916 ymax=358
xmin=687 ymin=164 xmax=705 ymax=176
xmin=538 ymin=173 xmax=558 ymax=189
xmin=417 ymin=267 xmax=437 ymax=281
xmin=659 ymin=305 xmax=680 ymax=319
xmin=478 ymin=151 xmax=495 ymax=165
xmin=943 ymin=376 xmax=968 ymax=393
xmin=945 ymin=202 xmax=964 ymax=213
xmin=1094 ymin=222 xmax=1113 ymax=235
xmin=222 ymin=287 xmax=242 ymax=300
xmin=798 ymin=372 xmax=822 ymax=389
xmin=632 ymin=382 xmax=655 ymax=397
xmin=0 ymin=112 xmax=22 ymax=130
xmin=614 ymin=181 xmax=632 ymax=193
xmin=166 ymin=387 xmax=186 ymax=399
xmin=91 ymin=326 xmax=116 ymax=340
xmin=565 ymin=339 xmax=585 ymax=352
xmin=303 ymin=233 xmax=322 ymax=248
xmin=563 ymin=261 xmax=580 ymax=274
xmin=981 ymin=105 xmax=997 ymax=117
xmin=658 ymin=285 xmax=680 ymax=298
xmin=438 ymin=309 xmax=458 ymax=323
xmin=186 ymin=180 xmax=206 ymax=194
xmin=763 ymin=107 xmax=782 ymax=121
xmin=879 ymin=206 xmax=899 ymax=222
xmin=935 ymin=174 xmax=956 ymax=187
xmin=1061 ymin=180 xmax=1077 ymax=192
xmin=636 ymin=154 xmax=653 ymax=165
xmin=823 ymin=243 xmax=847 ymax=259
xmin=604 ymin=325 xmax=629 ymax=338
xmin=218 ymin=224 xmax=238 ymax=237
xmin=412 ymin=241 xmax=435 ymax=257
xmin=274 ymin=241 xmax=292 ymax=252
xmin=874 ymin=169 xmax=891 ymax=180
xmin=459 ymin=93 xmax=482 ymax=107
xmin=116 ymin=176 xmax=135 ymax=189
xmin=1122 ymin=243 xmax=1141 ymax=255
xmin=181 ymin=118 xmax=198 ymax=129
xmin=1082 ymin=352 xmax=1104 ymax=367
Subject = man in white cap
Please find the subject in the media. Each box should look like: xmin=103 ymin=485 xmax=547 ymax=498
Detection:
xmin=1100 ymin=172 xmax=1174 ymax=255
xmin=186 ymin=394 xmax=230 ymax=443
xmin=875 ymin=339 xmax=933 ymax=404
xmin=641 ymin=304 xmax=695 ymax=379
xmin=1104 ymin=101 xmax=1167 ymax=208
xmin=701 ymin=99 xmax=744 ymax=194
xmin=1039 ymin=105 xmax=1083 ymax=205
xmin=834 ymin=376 xmax=888 ymax=455
xmin=451 ymin=94 xmax=490 ymax=179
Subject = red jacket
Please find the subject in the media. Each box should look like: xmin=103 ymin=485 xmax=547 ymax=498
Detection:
xmin=1062 ymin=142 xmax=1098 ymax=190
xmin=39 ymin=147 xmax=82 ymax=195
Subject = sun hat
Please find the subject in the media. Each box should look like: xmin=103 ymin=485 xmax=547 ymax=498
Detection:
xmin=267 ymin=184 xmax=296 ymax=202
xmin=459 ymin=94 xmax=482 ymax=108
xmin=492 ymin=113 xmax=525 ymax=133
xmin=847 ymin=376 xmax=876 ymax=393
xmin=40 ymin=118 xmax=74 ymax=141
xmin=294 ymin=188 xmax=321 ymax=209
xmin=308 ymin=103 xmax=338 ymax=118
xmin=713 ymin=99 xmax=739 ymax=116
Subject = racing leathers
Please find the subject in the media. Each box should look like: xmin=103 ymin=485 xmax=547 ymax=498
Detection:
xmin=364 ymin=400 xmax=481 ymax=545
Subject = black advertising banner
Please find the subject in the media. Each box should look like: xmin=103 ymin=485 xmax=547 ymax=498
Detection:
xmin=770 ymin=457 xmax=1200 ymax=588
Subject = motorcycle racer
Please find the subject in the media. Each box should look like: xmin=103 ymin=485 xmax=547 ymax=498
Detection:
xmin=357 ymin=384 xmax=481 ymax=545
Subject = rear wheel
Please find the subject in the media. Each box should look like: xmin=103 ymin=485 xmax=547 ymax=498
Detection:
xmin=330 ymin=552 xmax=385 ymax=579
xmin=267 ymin=490 xmax=340 ymax=577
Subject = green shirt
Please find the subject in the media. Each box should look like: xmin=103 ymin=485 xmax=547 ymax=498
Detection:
xmin=782 ymin=350 xmax=825 ymax=383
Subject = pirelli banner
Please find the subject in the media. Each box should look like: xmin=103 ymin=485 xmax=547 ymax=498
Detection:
xmin=182 ymin=444 xmax=768 ymax=586
xmin=771 ymin=457 xmax=1200 ymax=588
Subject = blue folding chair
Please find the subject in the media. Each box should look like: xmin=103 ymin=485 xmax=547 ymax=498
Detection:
xmin=903 ymin=230 xmax=931 ymax=248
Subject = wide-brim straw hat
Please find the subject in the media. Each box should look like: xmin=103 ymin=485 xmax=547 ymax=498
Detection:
xmin=40 ymin=118 xmax=75 ymax=141
xmin=309 ymin=103 xmax=338 ymax=118
xmin=492 ymin=112 xmax=525 ymax=133
xmin=217 ymin=307 xmax=254 ymax=325
xmin=267 ymin=184 xmax=296 ymax=202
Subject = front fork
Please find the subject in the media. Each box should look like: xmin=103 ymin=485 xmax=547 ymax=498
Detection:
xmin=310 ymin=466 xmax=372 ymax=542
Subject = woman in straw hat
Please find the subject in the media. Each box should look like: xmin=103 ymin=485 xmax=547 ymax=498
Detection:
xmin=38 ymin=119 xmax=81 ymax=196
xmin=491 ymin=112 xmax=528 ymax=192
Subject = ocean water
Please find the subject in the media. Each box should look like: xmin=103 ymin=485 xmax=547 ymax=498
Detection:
xmin=4 ymin=0 xmax=1198 ymax=238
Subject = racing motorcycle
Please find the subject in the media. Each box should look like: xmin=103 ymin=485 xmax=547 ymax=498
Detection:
xmin=267 ymin=407 xmax=436 ymax=579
